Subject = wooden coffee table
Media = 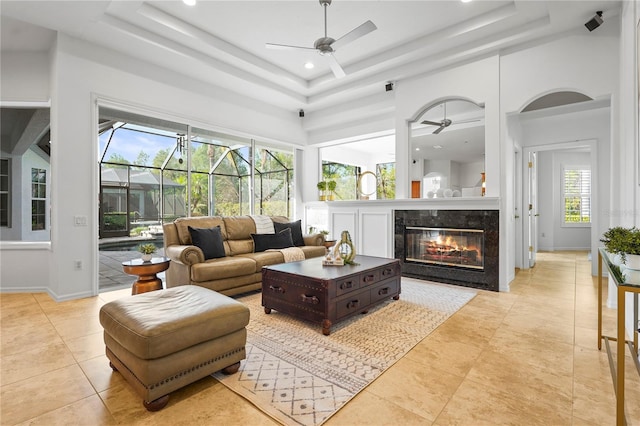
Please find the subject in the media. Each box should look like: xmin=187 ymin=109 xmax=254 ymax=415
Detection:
xmin=262 ymin=255 xmax=401 ymax=335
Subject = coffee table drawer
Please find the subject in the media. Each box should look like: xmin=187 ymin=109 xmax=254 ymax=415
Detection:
xmin=379 ymin=263 xmax=400 ymax=280
xmin=336 ymin=291 xmax=371 ymax=319
xmin=360 ymin=269 xmax=380 ymax=287
xmin=336 ymin=275 xmax=359 ymax=296
xmin=264 ymin=280 xmax=325 ymax=307
xmin=370 ymin=278 xmax=400 ymax=304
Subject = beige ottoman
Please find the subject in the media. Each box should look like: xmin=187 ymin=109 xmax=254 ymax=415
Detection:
xmin=99 ymin=286 xmax=249 ymax=411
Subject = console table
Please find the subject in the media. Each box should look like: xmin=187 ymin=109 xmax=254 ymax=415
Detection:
xmin=597 ymin=248 xmax=640 ymax=426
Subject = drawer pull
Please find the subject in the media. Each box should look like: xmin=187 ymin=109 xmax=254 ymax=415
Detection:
xmin=269 ymin=285 xmax=285 ymax=294
xmin=340 ymin=281 xmax=354 ymax=290
xmin=346 ymin=300 xmax=360 ymax=309
xmin=363 ymin=274 xmax=375 ymax=283
xmin=378 ymin=287 xmax=390 ymax=296
xmin=382 ymin=268 xmax=393 ymax=276
xmin=301 ymin=295 xmax=320 ymax=305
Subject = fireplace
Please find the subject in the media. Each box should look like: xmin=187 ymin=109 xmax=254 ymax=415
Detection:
xmin=406 ymin=227 xmax=484 ymax=270
xmin=395 ymin=210 xmax=499 ymax=291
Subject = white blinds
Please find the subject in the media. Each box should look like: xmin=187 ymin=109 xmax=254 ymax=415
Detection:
xmin=563 ymin=167 xmax=591 ymax=223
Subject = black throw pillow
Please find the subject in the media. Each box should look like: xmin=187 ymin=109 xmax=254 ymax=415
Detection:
xmin=188 ymin=225 xmax=226 ymax=260
xmin=252 ymin=228 xmax=294 ymax=252
xmin=273 ymin=220 xmax=305 ymax=247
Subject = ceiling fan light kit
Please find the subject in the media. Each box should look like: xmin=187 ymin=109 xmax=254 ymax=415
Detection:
xmin=265 ymin=0 xmax=377 ymax=79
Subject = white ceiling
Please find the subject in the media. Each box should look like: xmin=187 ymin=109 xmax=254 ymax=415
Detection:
xmin=0 ymin=0 xmax=620 ymax=160
xmin=0 ymin=0 xmax=621 ymax=112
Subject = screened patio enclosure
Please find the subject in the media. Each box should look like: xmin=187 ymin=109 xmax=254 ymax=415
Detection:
xmin=98 ymin=107 xmax=294 ymax=239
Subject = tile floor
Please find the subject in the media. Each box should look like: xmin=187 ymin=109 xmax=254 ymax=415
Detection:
xmin=1 ymin=251 xmax=639 ymax=425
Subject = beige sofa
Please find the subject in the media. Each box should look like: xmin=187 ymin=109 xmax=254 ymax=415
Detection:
xmin=162 ymin=215 xmax=326 ymax=296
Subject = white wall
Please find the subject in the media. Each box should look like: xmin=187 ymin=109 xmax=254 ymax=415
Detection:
xmin=1 ymin=7 xmax=636 ymax=302
xmin=501 ymin=30 xmax=618 ymax=281
xmin=537 ymin=150 xmax=591 ymax=251
xmin=2 ymin=33 xmax=308 ymax=300
xmin=615 ymin=0 xmax=639 ymax=335
xmin=0 ymin=52 xmax=49 ymax=102
xmin=519 ymin=107 xmax=611 ymax=272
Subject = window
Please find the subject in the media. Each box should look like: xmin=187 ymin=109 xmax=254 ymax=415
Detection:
xmin=31 ymin=168 xmax=46 ymax=230
xmin=322 ymin=161 xmax=360 ymax=201
xmin=376 ymin=162 xmax=395 ymax=199
xmin=0 ymin=159 xmax=9 ymax=227
xmin=562 ymin=166 xmax=591 ymax=224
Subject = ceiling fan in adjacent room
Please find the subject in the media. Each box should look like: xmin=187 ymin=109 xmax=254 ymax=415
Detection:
xmin=421 ymin=102 xmax=482 ymax=134
xmin=265 ymin=0 xmax=377 ymax=79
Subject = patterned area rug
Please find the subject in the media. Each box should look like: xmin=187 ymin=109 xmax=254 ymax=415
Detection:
xmin=213 ymin=278 xmax=476 ymax=426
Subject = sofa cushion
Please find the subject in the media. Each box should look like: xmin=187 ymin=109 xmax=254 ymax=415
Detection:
xmin=223 ymin=216 xmax=256 ymax=240
xmin=236 ymin=251 xmax=285 ymax=272
xmin=252 ymin=228 xmax=294 ymax=252
xmin=191 ymin=256 xmax=257 ymax=282
xmin=188 ymin=226 xmax=226 ymax=260
xmin=175 ymin=216 xmax=225 ymax=245
xmin=273 ymin=220 xmax=305 ymax=247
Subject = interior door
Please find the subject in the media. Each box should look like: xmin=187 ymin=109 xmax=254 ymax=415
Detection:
xmin=527 ymin=152 xmax=538 ymax=268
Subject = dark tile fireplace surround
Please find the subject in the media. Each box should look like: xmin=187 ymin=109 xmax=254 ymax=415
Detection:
xmin=394 ymin=209 xmax=499 ymax=292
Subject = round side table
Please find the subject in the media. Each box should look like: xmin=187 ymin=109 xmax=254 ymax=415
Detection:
xmin=122 ymin=257 xmax=170 ymax=295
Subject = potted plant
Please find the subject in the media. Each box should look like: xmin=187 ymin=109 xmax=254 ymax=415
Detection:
xmin=317 ymin=181 xmax=327 ymax=201
xmin=138 ymin=243 xmax=156 ymax=262
xmin=327 ymin=180 xmax=337 ymax=201
xmin=600 ymin=226 xmax=640 ymax=267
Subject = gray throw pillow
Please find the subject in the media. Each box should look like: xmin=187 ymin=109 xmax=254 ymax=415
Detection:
xmin=252 ymin=228 xmax=294 ymax=252
xmin=188 ymin=225 xmax=226 ymax=260
xmin=273 ymin=220 xmax=305 ymax=246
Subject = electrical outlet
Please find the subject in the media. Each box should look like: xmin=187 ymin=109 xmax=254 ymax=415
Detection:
xmin=74 ymin=260 xmax=82 ymax=270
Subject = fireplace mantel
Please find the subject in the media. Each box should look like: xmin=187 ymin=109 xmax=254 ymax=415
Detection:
xmin=321 ymin=197 xmax=500 ymax=211
xmin=314 ymin=197 xmax=506 ymax=291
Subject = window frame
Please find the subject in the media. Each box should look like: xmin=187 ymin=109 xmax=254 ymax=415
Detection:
xmin=31 ymin=167 xmax=47 ymax=231
xmin=561 ymin=164 xmax=591 ymax=228
xmin=0 ymin=158 xmax=10 ymax=228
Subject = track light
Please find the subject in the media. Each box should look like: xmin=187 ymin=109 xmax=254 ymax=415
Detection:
xmin=585 ymin=11 xmax=603 ymax=32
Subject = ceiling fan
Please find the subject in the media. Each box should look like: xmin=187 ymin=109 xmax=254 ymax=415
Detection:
xmin=421 ymin=102 xmax=482 ymax=134
xmin=265 ymin=0 xmax=377 ymax=79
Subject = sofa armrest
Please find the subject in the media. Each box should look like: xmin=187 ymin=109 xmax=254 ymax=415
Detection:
xmin=303 ymin=233 xmax=325 ymax=247
xmin=165 ymin=245 xmax=205 ymax=265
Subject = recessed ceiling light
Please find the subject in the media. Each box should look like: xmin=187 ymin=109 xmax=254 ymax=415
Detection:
xmin=183 ymin=0 xmax=196 ymax=5
xmin=304 ymin=62 xmax=315 ymax=69
xmin=433 ymin=145 xmax=443 ymax=149
xmin=461 ymin=0 xmax=472 ymax=3
xmin=415 ymin=147 xmax=420 ymax=151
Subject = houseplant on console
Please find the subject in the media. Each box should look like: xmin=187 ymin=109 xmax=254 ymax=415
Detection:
xmin=600 ymin=226 xmax=640 ymax=268
xmin=138 ymin=243 xmax=157 ymax=262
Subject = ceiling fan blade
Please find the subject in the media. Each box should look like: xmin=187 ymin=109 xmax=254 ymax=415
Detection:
xmin=265 ymin=42 xmax=315 ymax=51
xmin=326 ymin=53 xmax=346 ymax=78
xmin=432 ymin=126 xmax=446 ymax=135
xmin=331 ymin=20 xmax=377 ymax=51
xmin=421 ymin=120 xmax=442 ymax=126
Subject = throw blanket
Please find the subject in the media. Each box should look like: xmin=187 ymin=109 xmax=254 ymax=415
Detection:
xmin=250 ymin=215 xmax=275 ymax=234
xmin=268 ymin=247 xmax=305 ymax=263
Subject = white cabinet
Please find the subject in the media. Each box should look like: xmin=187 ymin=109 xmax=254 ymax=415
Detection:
xmin=328 ymin=205 xmax=393 ymax=258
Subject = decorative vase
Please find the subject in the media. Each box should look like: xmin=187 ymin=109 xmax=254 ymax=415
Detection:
xmin=623 ymin=253 xmax=640 ymax=270
xmin=333 ymin=230 xmax=356 ymax=264
xmin=141 ymin=254 xmax=153 ymax=262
